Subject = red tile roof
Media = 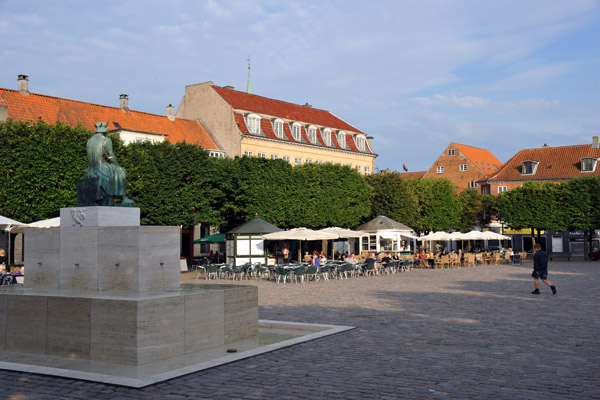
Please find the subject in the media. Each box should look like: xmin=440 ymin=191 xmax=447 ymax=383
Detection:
xmin=0 ymin=88 xmax=222 ymax=150
xmin=396 ymin=171 xmax=426 ymax=179
xmin=453 ymin=143 xmax=503 ymax=173
xmin=212 ymin=85 xmax=365 ymax=134
xmin=487 ymin=144 xmax=600 ymax=181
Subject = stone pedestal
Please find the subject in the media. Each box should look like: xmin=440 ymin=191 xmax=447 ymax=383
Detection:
xmin=0 ymin=207 xmax=258 ymax=366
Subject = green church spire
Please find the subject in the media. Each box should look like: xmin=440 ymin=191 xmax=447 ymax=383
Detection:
xmin=246 ymin=56 xmax=253 ymax=94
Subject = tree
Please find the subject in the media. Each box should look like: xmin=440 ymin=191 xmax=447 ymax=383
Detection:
xmin=408 ymin=178 xmax=459 ymax=234
xmin=0 ymin=120 xmax=88 ymax=222
xmin=495 ymin=181 xmax=562 ymax=245
xmin=457 ymin=189 xmax=493 ymax=232
xmin=366 ymin=173 xmax=420 ymax=230
xmin=557 ymin=177 xmax=600 ymax=258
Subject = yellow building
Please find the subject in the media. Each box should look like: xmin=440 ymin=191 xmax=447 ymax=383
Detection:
xmin=175 ymin=82 xmax=376 ymax=174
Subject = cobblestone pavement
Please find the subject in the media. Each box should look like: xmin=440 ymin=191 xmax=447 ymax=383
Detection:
xmin=3 ymin=262 xmax=599 ymax=399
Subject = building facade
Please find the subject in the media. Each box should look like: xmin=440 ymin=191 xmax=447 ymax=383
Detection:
xmin=421 ymin=142 xmax=502 ymax=192
xmin=175 ymin=82 xmax=377 ymax=174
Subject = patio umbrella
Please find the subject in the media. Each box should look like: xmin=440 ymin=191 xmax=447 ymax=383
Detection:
xmin=316 ymin=227 xmax=368 ymax=238
xmin=262 ymin=228 xmax=338 ymax=262
xmin=193 ymin=233 xmax=226 ymax=244
xmin=0 ymin=215 xmax=26 ymax=230
xmin=481 ymin=231 xmax=511 ymax=240
xmin=11 ymin=217 xmax=60 ymax=233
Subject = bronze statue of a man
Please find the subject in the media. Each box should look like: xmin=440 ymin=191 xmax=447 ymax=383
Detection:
xmin=77 ymin=122 xmax=134 ymax=207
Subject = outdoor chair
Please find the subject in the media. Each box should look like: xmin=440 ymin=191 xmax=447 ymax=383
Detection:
xmin=341 ymin=263 xmax=355 ymax=279
xmin=256 ymin=264 xmax=270 ymax=280
xmin=293 ymin=265 xmax=306 ymax=284
xmin=440 ymin=255 xmax=451 ymax=268
xmin=305 ymin=265 xmax=318 ymax=282
xmin=205 ymin=264 xmax=219 ymax=280
xmin=319 ymin=265 xmax=331 ymax=281
xmin=195 ymin=264 xmax=206 ymax=280
xmin=364 ymin=262 xmax=375 ymax=276
xmin=275 ymin=266 xmax=291 ymax=284
xmin=232 ymin=264 xmax=246 ymax=281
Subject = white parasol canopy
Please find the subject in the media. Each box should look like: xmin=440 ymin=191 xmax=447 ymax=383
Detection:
xmin=461 ymin=230 xmax=489 ymax=241
xmin=481 ymin=231 xmax=512 ymax=240
xmin=12 ymin=217 xmax=60 ymax=233
xmin=418 ymin=231 xmax=454 ymax=241
xmin=0 ymin=215 xmax=26 ymax=230
xmin=262 ymin=227 xmax=339 ymax=241
xmin=316 ymin=227 xmax=368 ymax=238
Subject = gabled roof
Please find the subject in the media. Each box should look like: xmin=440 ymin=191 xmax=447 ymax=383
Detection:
xmin=453 ymin=143 xmax=503 ymax=174
xmin=0 ymin=88 xmax=223 ymax=150
xmin=357 ymin=215 xmax=414 ymax=232
xmin=212 ymin=85 xmax=363 ymax=134
xmin=227 ymin=216 xmax=282 ymax=234
xmin=486 ymin=143 xmax=600 ymax=181
xmin=396 ymin=171 xmax=426 ymax=179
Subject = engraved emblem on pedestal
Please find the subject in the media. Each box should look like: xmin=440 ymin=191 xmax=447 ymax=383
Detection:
xmin=71 ymin=208 xmax=86 ymax=226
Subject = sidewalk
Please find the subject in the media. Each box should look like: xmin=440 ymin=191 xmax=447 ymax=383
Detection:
xmin=4 ymin=262 xmax=599 ymax=399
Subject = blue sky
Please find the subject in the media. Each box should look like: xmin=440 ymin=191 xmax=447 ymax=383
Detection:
xmin=1 ymin=0 xmax=599 ymax=172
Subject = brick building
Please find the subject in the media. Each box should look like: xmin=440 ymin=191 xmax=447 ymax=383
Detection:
xmin=479 ymin=137 xmax=600 ymax=195
xmin=421 ymin=143 xmax=502 ymax=192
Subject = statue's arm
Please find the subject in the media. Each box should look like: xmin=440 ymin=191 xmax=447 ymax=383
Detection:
xmin=103 ymin=138 xmax=120 ymax=167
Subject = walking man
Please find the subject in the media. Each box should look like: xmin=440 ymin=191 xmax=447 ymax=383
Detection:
xmin=531 ymin=243 xmax=557 ymax=295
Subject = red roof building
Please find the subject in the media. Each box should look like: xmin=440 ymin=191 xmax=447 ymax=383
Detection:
xmin=479 ymin=138 xmax=600 ymax=195
xmin=421 ymin=143 xmax=503 ymax=192
xmin=175 ymin=82 xmax=376 ymax=174
xmin=0 ymin=75 xmax=225 ymax=155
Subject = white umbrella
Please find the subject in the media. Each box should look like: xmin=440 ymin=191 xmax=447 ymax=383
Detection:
xmin=418 ymin=231 xmax=453 ymax=241
xmin=0 ymin=215 xmax=25 ymax=230
xmin=262 ymin=228 xmax=338 ymax=241
xmin=461 ymin=230 xmax=489 ymax=240
xmin=481 ymin=231 xmax=511 ymax=240
xmin=317 ymin=227 xmax=368 ymax=238
xmin=11 ymin=217 xmax=60 ymax=233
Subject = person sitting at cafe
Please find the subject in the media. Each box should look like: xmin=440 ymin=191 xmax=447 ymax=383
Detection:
xmin=304 ymin=251 xmax=313 ymax=263
xmin=365 ymin=252 xmax=379 ymax=275
xmin=313 ymin=251 xmax=321 ymax=270
xmin=418 ymin=249 xmax=428 ymax=266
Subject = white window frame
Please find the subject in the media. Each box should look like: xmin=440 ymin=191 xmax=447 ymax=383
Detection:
xmin=469 ymin=181 xmax=478 ymax=188
xmin=521 ymin=161 xmax=539 ymax=175
xmin=581 ymin=157 xmax=598 ymax=172
xmin=283 ymin=155 xmax=291 ymax=163
xmin=355 ymin=135 xmax=366 ymax=152
xmin=291 ymin=122 xmax=302 ymax=141
xmin=337 ymin=131 xmax=346 ymax=148
xmin=257 ymin=152 xmax=266 ymax=158
xmin=246 ymin=113 xmax=261 ymax=135
xmin=365 ymin=166 xmax=371 ymax=175
xmin=460 ymin=164 xmax=467 ymax=172
xmin=437 ymin=166 xmax=444 ymax=174
xmin=356 ymin=165 xmax=362 ymax=173
xmin=498 ymin=186 xmax=507 ymax=193
xmin=448 ymin=148 xmax=455 ymax=156
xmin=316 ymin=160 xmax=323 ymax=164
xmin=305 ymin=158 xmax=312 ymax=164
xmin=307 ymin=125 xmax=317 ymax=143
xmin=322 ymin=129 xmax=332 ymax=146
xmin=244 ymin=150 xmax=253 ymax=157
xmin=270 ymin=154 xmax=278 ymax=159
xmin=294 ymin=157 xmax=302 ymax=165
xmin=273 ymin=119 xmax=284 ymax=139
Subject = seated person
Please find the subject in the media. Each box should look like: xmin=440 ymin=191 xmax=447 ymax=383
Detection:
xmin=303 ymin=251 xmax=313 ymax=263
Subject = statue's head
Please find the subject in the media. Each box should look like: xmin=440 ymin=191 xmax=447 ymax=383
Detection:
xmin=95 ymin=121 xmax=109 ymax=134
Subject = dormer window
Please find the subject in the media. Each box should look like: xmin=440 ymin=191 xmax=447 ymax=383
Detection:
xmin=356 ymin=135 xmax=366 ymax=152
xmin=291 ymin=122 xmax=302 ymax=141
xmin=337 ymin=131 xmax=346 ymax=148
xmin=521 ymin=161 xmax=539 ymax=175
xmin=307 ymin=125 xmax=317 ymax=143
xmin=323 ymin=129 xmax=332 ymax=146
xmin=273 ymin=119 xmax=284 ymax=138
xmin=246 ymin=113 xmax=261 ymax=135
xmin=581 ymin=157 xmax=599 ymax=172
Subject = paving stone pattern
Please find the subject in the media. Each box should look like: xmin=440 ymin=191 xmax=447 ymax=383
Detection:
xmin=3 ymin=262 xmax=599 ymax=399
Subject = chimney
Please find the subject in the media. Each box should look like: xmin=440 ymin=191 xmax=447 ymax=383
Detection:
xmin=303 ymin=103 xmax=312 ymax=108
xmin=119 ymin=94 xmax=129 ymax=112
xmin=224 ymin=86 xmax=235 ymax=90
xmin=18 ymin=74 xmax=29 ymax=96
xmin=166 ymin=104 xmax=175 ymax=121
xmin=593 ymin=136 xmax=599 ymax=149
xmin=366 ymin=136 xmax=374 ymax=150
xmin=0 ymin=103 xmax=7 ymax=121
